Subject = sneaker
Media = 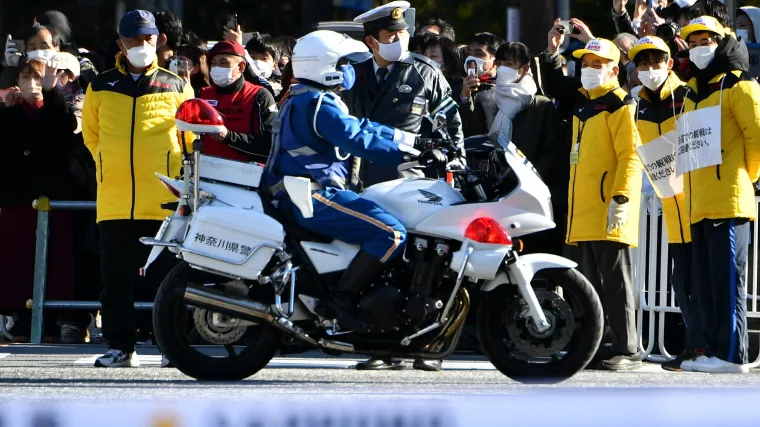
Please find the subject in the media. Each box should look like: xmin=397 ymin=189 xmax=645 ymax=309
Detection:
xmin=662 ymin=349 xmax=703 ymax=372
xmin=161 ymin=354 xmax=174 ymax=368
xmin=689 ymin=356 xmax=749 ymax=374
xmin=681 ymin=354 xmax=710 ymax=372
xmin=94 ymin=349 xmax=140 ymax=368
xmin=598 ymin=353 xmax=643 ymax=371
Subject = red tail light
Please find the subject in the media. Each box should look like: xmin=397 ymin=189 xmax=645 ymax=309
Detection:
xmin=161 ymin=181 xmax=181 ymax=198
xmin=465 ymin=217 xmax=512 ymax=245
xmin=175 ymin=98 xmax=225 ymax=133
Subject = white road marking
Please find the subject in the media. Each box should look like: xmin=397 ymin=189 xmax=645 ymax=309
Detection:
xmin=0 ymin=353 xmax=10 ymax=359
xmin=71 ymin=355 xmax=664 ymax=372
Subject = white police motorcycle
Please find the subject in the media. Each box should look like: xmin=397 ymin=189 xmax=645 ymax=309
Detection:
xmin=141 ymin=99 xmax=603 ymax=384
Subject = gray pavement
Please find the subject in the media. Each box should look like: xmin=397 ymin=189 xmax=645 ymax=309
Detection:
xmin=2 ymin=344 xmax=760 ymax=400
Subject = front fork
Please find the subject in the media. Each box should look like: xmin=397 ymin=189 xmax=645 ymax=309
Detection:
xmin=506 ymin=251 xmax=551 ymax=333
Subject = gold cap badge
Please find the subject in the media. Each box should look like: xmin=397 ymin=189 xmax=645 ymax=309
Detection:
xmin=391 ymin=7 xmax=403 ymax=20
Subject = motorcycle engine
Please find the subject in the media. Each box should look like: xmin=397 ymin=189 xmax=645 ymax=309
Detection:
xmin=356 ymin=236 xmax=453 ymax=335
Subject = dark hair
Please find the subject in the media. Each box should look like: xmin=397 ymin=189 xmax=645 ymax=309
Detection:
xmin=176 ymin=44 xmax=210 ymax=92
xmin=470 ymin=32 xmax=503 ymax=57
xmin=36 ymin=10 xmax=72 ymax=46
xmin=153 ymin=10 xmax=184 ymax=51
xmin=686 ymin=0 xmax=731 ymax=27
xmin=182 ymin=30 xmax=207 ymax=50
xmin=246 ymin=33 xmax=281 ymax=62
xmin=632 ymin=50 xmax=670 ymax=66
xmin=495 ymin=42 xmax=531 ymax=68
xmin=280 ymin=60 xmax=294 ymax=95
xmin=418 ymin=33 xmax=463 ymax=80
xmin=275 ymin=36 xmax=297 ymax=59
xmin=26 ymin=25 xmax=61 ymax=49
xmin=420 ymin=17 xmax=456 ymax=42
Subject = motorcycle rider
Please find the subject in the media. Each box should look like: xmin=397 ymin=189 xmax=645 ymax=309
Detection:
xmin=263 ymin=30 xmax=447 ymax=334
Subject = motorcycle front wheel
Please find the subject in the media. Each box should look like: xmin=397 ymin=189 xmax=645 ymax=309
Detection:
xmin=153 ymin=261 xmax=281 ymax=381
xmin=477 ymin=267 xmax=603 ymax=384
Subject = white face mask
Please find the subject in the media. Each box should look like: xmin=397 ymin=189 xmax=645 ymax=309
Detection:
xmin=638 ymin=68 xmax=670 ymax=91
xmin=689 ymin=45 xmax=718 ymax=70
xmin=251 ymin=59 xmax=273 ymax=79
xmin=373 ymin=37 xmax=408 ymax=63
xmin=27 ymin=49 xmax=56 ymax=63
xmin=737 ymin=29 xmax=750 ymax=42
xmin=210 ymin=66 xmax=237 ymax=87
xmin=495 ymin=66 xmax=520 ymax=85
xmin=125 ymin=45 xmax=156 ymax=68
xmin=464 ymin=56 xmax=485 ymax=77
xmin=580 ymin=67 xmax=608 ymax=90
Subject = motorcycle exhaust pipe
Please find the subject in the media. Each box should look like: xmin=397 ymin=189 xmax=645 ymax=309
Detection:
xmin=183 ymin=286 xmax=346 ymax=351
xmin=184 ymin=286 xmax=275 ymax=324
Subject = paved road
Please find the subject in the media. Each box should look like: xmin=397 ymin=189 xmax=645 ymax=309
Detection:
xmin=2 ymin=344 xmax=760 ymax=400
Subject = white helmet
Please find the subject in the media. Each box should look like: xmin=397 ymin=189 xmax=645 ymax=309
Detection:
xmin=292 ymin=30 xmax=371 ymax=87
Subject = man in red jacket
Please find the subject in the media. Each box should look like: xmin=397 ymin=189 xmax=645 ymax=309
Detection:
xmin=201 ymin=41 xmax=277 ymax=163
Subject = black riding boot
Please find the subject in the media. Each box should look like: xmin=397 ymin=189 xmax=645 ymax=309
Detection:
xmin=316 ymin=251 xmax=384 ymax=334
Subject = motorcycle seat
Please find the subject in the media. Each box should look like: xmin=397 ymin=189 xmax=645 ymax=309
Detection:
xmin=259 ymin=192 xmax=334 ymax=244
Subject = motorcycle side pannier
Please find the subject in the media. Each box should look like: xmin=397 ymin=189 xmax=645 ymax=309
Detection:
xmin=182 ymin=205 xmax=285 ymax=279
xmin=199 ymin=154 xmax=264 ymax=188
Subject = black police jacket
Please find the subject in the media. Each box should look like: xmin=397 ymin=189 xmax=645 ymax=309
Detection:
xmin=342 ymin=52 xmax=464 ymax=188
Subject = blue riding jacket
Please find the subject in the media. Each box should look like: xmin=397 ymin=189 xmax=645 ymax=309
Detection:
xmin=264 ymin=85 xmax=407 ymax=195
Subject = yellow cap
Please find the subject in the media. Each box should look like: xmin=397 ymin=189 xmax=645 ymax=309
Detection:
xmin=572 ymin=39 xmax=621 ymax=64
xmin=681 ymin=16 xmax=726 ymax=42
xmin=629 ymin=36 xmax=672 ymax=60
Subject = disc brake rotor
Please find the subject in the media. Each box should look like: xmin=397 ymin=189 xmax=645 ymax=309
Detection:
xmin=193 ymin=308 xmax=247 ymax=345
xmin=503 ymin=289 xmax=576 ymax=357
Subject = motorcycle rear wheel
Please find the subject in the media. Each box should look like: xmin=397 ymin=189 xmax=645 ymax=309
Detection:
xmin=477 ymin=267 xmax=603 ymax=384
xmin=153 ymin=261 xmax=281 ymax=381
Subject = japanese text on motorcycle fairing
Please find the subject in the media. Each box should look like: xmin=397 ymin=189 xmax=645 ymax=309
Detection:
xmin=194 ymin=233 xmax=254 ymax=256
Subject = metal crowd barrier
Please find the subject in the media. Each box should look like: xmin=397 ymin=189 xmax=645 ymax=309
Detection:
xmin=26 ymin=197 xmax=153 ymax=344
xmin=635 ymin=194 xmax=760 ymax=366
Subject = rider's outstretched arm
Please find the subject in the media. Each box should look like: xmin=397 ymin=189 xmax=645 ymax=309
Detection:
xmin=310 ymin=95 xmax=419 ymax=168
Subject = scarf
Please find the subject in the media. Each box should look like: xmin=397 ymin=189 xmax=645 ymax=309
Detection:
xmin=489 ymin=73 xmax=537 ymax=148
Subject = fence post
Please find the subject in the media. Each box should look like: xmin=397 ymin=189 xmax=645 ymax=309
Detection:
xmin=30 ymin=197 xmax=51 ymax=344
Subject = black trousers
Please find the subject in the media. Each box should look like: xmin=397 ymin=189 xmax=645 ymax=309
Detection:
xmin=691 ymin=218 xmax=750 ymax=364
xmin=669 ymin=243 xmax=704 ymax=350
xmin=578 ymin=241 xmax=637 ymax=355
xmin=99 ymin=220 xmax=176 ymax=352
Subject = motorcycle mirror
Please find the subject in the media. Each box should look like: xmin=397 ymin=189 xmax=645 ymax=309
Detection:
xmin=175 ymin=98 xmax=225 ymax=134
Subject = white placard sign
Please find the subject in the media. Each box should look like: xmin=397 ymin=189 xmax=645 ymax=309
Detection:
xmin=637 ymin=130 xmax=683 ymax=198
xmin=675 ymin=104 xmax=722 ymax=176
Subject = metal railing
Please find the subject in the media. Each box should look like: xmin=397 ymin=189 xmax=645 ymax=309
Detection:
xmin=635 ymin=194 xmax=760 ymax=366
xmin=26 ymin=197 xmax=153 ymax=344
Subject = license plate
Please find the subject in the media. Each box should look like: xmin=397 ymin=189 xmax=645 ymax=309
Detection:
xmin=155 ymin=217 xmax=172 ymax=240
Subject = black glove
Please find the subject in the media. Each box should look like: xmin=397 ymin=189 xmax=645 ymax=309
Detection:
xmin=417 ymin=148 xmax=447 ymax=168
xmin=414 ymin=137 xmax=440 ymax=151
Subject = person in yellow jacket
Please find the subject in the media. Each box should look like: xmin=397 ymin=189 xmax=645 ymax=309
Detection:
xmin=676 ymin=16 xmax=760 ymax=374
xmin=628 ymin=36 xmax=703 ymax=372
xmin=544 ymin=22 xmax=643 ymax=371
xmin=82 ymin=10 xmax=194 ymax=368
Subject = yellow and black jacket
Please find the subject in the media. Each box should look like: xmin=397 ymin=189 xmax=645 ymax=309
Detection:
xmin=682 ymin=36 xmax=760 ymax=224
xmin=566 ymin=79 xmax=643 ymax=246
xmin=82 ymin=53 xmax=194 ymax=222
xmin=636 ymin=72 xmax=692 ymax=244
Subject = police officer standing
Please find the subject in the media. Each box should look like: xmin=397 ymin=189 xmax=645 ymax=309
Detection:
xmin=344 ymin=0 xmax=464 ymax=190
xmin=342 ymin=0 xmax=463 ymax=372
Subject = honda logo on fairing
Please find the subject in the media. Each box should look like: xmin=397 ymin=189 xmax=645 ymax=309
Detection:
xmin=417 ymin=189 xmax=442 ymax=205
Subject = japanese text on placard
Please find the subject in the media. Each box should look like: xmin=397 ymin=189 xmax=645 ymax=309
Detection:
xmin=645 ymin=153 xmax=676 ymax=181
xmin=677 ymin=127 xmax=712 ymax=155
